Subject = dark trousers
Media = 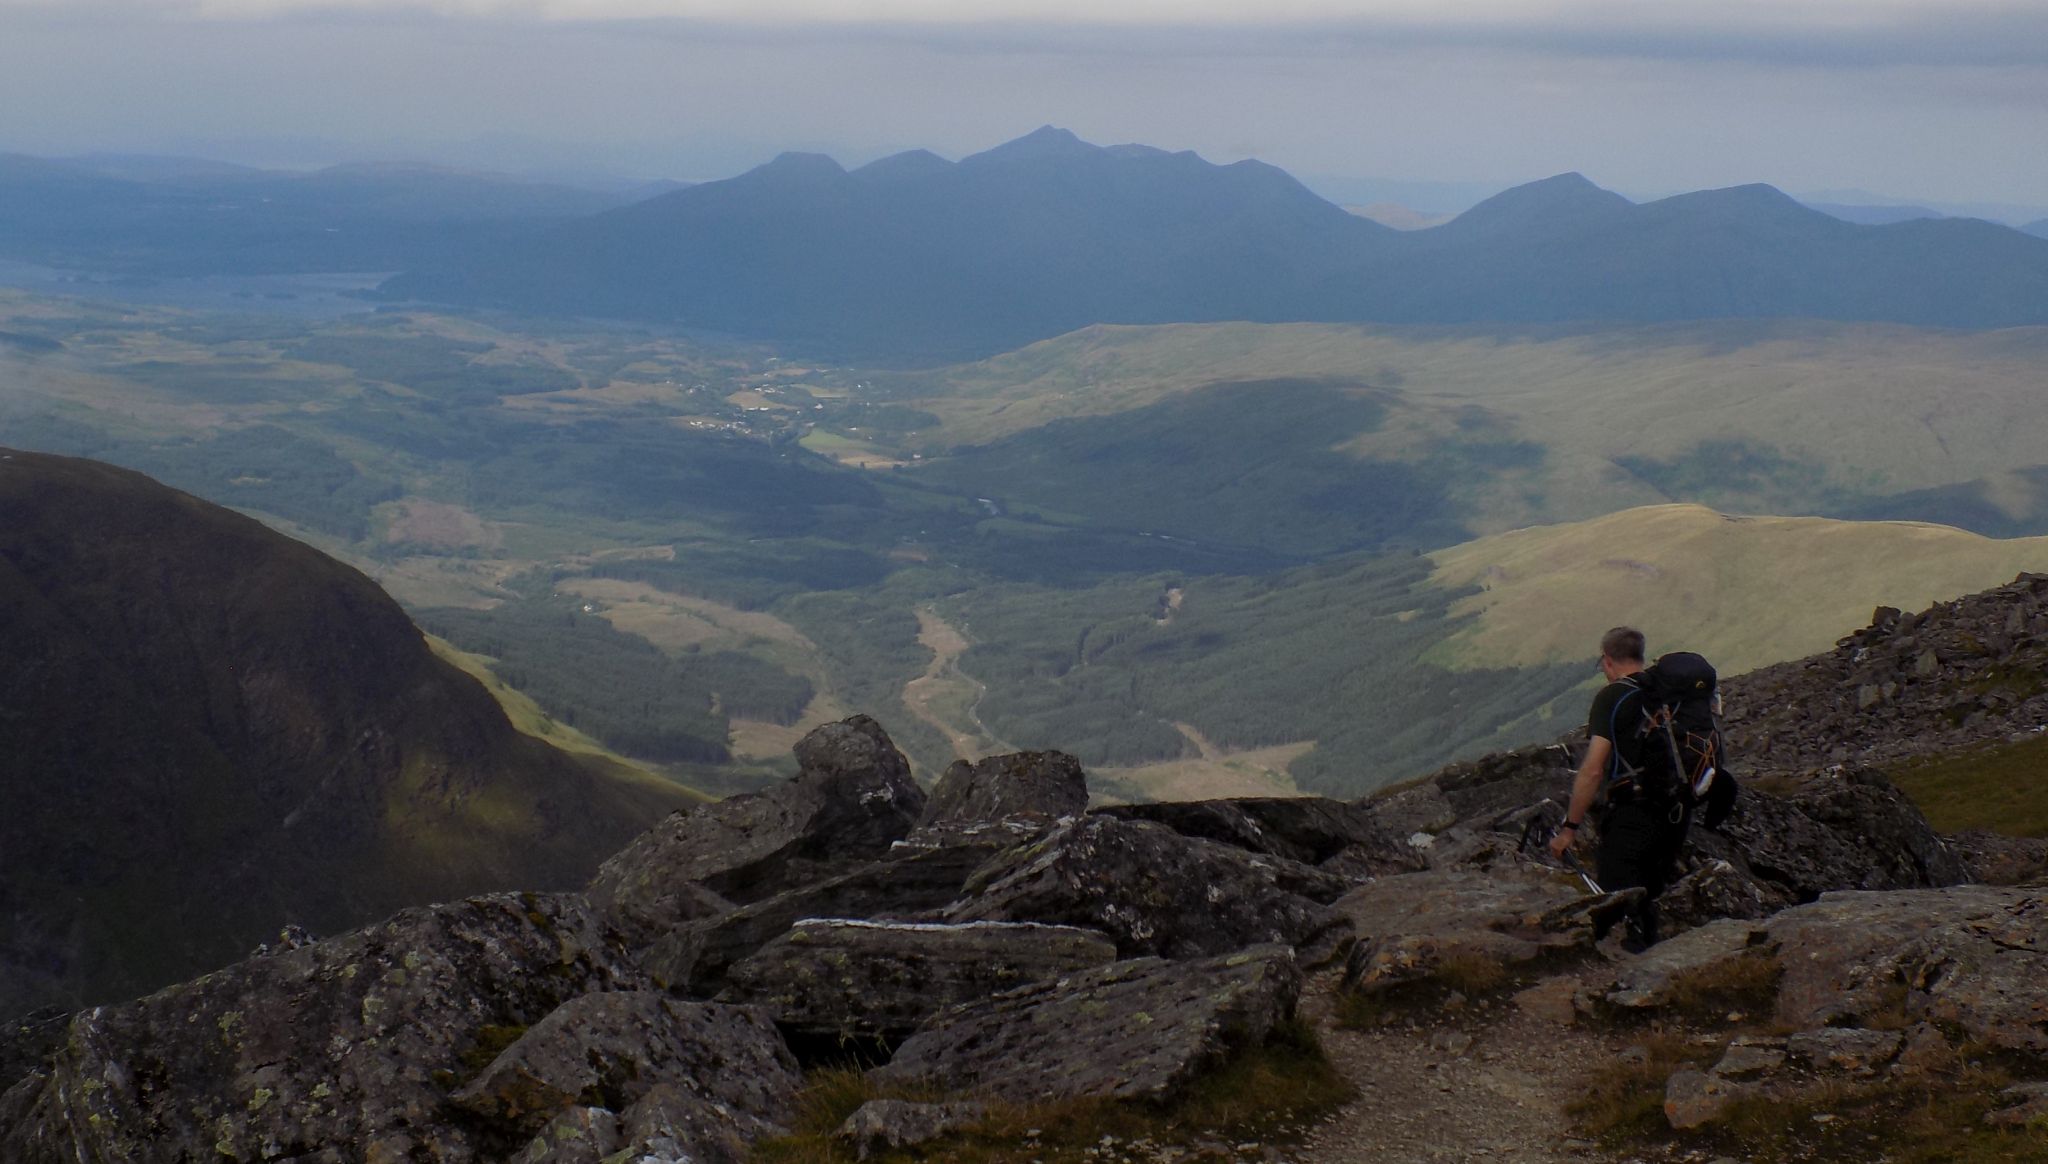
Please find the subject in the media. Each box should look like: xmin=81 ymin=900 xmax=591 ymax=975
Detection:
xmin=1596 ymin=797 xmax=1690 ymax=945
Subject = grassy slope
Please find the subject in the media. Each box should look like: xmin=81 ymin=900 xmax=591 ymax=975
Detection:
xmin=1425 ymin=504 xmax=2048 ymax=673
xmin=886 ymin=320 xmax=2048 ymax=534
xmin=425 ymin=635 xmax=712 ymax=803
xmin=1890 ymin=734 xmax=2048 ymax=838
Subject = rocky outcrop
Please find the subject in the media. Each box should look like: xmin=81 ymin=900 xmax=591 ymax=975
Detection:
xmin=1335 ymin=866 xmax=1637 ymax=992
xmin=1370 ymin=729 xmax=1972 ymax=946
xmin=919 ymin=750 xmax=1088 ymax=829
xmin=721 ymin=919 xmax=1118 ymax=1043
xmin=587 ymin=715 xmax=926 ymax=935
xmin=1726 ymin=574 xmax=2048 ymax=772
xmin=1096 ymin=796 xmax=1424 ymax=877
xmin=871 ymin=946 xmax=1302 ymax=1105
xmin=641 ymin=842 xmax=999 ymax=994
xmin=0 ymin=893 xmax=641 ymax=1163
xmin=451 ymin=992 xmax=798 ymax=1142
xmin=1681 ymin=774 xmax=1968 ymax=911
xmin=944 ymin=815 xmax=1351 ymax=960
xmin=1599 ymin=886 xmax=2048 ymax=1053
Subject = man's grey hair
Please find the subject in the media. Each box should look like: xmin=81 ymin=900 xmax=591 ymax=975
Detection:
xmin=1601 ymin=626 xmax=1646 ymax=664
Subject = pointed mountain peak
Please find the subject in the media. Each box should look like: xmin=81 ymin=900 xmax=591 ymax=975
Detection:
xmin=966 ymin=126 xmax=1101 ymax=165
xmin=1437 ymin=172 xmax=1634 ymax=235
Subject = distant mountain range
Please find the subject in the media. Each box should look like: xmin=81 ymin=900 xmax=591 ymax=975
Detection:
xmin=1802 ymin=201 xmax=1943 ymax=226
xmin=0 ymin=152 xmax=637 ymax=275
xmin=380 ymin=128 xmax=2048 ymax=362
xmin=0 ymin=450 xmax=697 ymax=1012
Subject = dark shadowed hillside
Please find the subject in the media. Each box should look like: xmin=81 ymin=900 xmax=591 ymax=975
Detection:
xmin=382 ymin=132 xmax=2048 ymax=362
xmin=0 ymin=450 xmax=699 ymax=1014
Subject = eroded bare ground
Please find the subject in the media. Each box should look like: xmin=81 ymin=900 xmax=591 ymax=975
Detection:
xmin=1095 ymin=722 xmax=1312 ymax=802
xmin=1292 ymin=970 xmax=1618 ymax=1164
xmin=901 ymin=606 xmax=1009 ymax=761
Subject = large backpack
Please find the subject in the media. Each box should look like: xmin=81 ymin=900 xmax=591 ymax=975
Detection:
xmin=1624 ymin=651 xmax=1738 ymax=827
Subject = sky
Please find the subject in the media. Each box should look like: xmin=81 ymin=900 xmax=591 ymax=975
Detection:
xmin=1 ymin=1 xmax=2045 ymax=214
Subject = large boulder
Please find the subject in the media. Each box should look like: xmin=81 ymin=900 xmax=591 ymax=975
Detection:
xmin=453 ymin=991 xmax=798 ymax=1142
xmin=918 ymin=750 xmax=1089 ymax=829
xmin=0 ymin=893 xmax=641 ymax=1164
xmin=1095 ymin=796 xmax=1424 ymax=877
xmin=870 ymin=945 xmax=1301 ymax=1105
xmin=1765 ymin=886 xmax=2046 ymax=1050
xmin=1335 ymin=866 xmax=1635 ymax=992
xmin=1690 ymin=777 xmax=1968 ymax=902
xmin=642 ymin=842 xmax=1001 ymax=994
xmin=721 ymin=919 xmax=1118 ymax=1042
xmin=1599 ymin=886 xmax=2048 ymax=1055
xmin=943 ymin=815 xmax=1350 ymax=959
xmin=588 ymin=716 xmax=926 ymax=935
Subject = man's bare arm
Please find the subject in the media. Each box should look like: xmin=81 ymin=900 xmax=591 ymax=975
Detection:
xmin=1550 ymin=736 xmax=1609 ymax=858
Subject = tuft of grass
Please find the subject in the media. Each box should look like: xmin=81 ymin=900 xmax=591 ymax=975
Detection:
xmin=1890 ymin=732 xmax=2048 ymax=838
xmin=1702 ymin=1053 xmax=2048 ymax=1163
xmin=1435 ymin=953 xmax=1512 ymax=997
xmin=750 ymin=1020 xmax=1353 ymax=1164
xmin=1653 ymin=954 xmax=1784 ymax=1026
xmin=1566 ymin=1030 xmax=1716 ymax=1144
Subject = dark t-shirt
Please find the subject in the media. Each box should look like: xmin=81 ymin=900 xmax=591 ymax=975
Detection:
xmin=1587 ymin=677 xmax=1651 ymax=779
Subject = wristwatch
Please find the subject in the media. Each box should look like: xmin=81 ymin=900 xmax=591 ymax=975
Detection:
xmin=1560 ymin=820 xmax=1581 ymax=831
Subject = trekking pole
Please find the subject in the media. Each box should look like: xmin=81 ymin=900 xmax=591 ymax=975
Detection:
xmin=1559 ymin=848 xmax=1605 ymax=896
xmin=1517 ymin=814 xmax=1605 ymax=895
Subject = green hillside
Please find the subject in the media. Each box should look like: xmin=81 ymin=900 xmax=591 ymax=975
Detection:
xmin=1427 ymin=504 xmax=2048 ymax=672
xmin=10 ymin=291 xmax=2048 ymax=808
xmin=880 ymin=319 xmax=2048 ymax=538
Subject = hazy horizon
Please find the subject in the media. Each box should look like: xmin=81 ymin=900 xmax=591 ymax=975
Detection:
xmin=1 ymin=0 xmax=2044 ymax=217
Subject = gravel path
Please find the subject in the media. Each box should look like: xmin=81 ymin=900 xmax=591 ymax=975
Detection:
xmin=1290 ymin=973 xmax=1623 ymax=1164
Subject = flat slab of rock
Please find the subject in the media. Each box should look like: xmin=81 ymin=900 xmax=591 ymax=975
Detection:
xmin=943 ymin=815 xmax=1348 ymax=959
xmin=1602 ymin=886 xmax=2048 ymax=1058
xmin=644 ymin=842 xmax=1001 ymax=994
xmin=721 ymin=919 xmax=1117 ymax=1041
xmin=1766 ymin=886 xmax=2047 ymax=1049
xmin=0 ymin=893 xmax=640 ymax=1164
xmin=918 ymin=750 xmax=1087 ymax=829
xmin=589 ymin=716 xmax=926 ymax=934
xmin=1335 ymin=867 xmax=1630 ymax=992
xmin=1096 ymin=797 xmax=1423 ymax=876
xmin=1710 ymin=1036 xmax=1786 ymax=1080
xmin=871 ymin=945 xmax=1301 ymax=1105
xmin=453 ymin=991 xmax=797 ymax=1141
xmin=1601 ymin=918 xmax=1768 ymax=1010
xmin=1785 ymin=1028 xmax=1903 ymax=1073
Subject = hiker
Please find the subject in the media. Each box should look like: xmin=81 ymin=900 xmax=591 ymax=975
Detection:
xmin=1550 ymin=626 xmax=1691 ymax=950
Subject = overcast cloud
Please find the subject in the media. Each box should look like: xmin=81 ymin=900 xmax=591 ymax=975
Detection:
xmin=1 ymin=0 xmax=2043 ymax=211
